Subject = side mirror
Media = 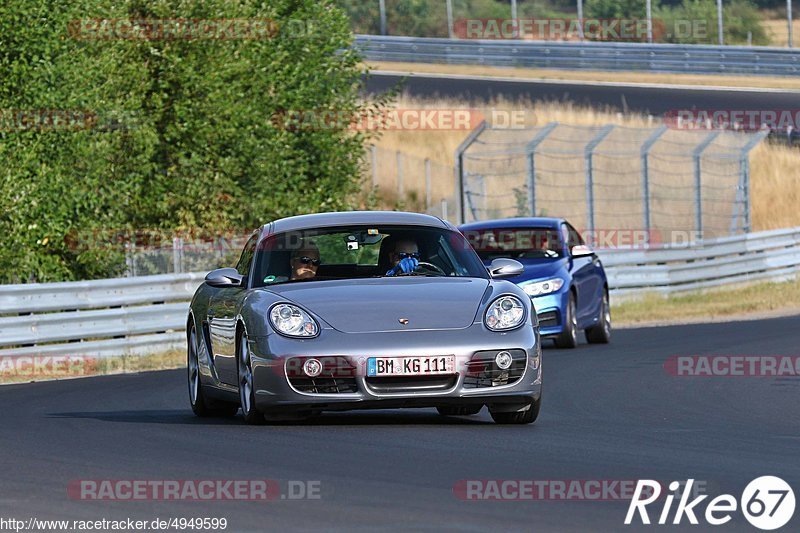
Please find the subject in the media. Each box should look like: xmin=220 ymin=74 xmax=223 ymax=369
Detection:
xmin=205 ymin=267 xmax=244 ymax=288
xmin=488 ymin=258 xmax=524 ymax=278
xmin=571 ymin=245 xmax=594 ymax=257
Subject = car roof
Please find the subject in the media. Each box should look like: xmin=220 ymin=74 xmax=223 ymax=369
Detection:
xmin=262 ymin=211 xmax=451 ymax=235
xmin=458 ymin=217 xmax=563 ymax=230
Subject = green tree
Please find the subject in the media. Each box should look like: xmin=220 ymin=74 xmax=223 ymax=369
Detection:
xmin=0 ymin=0 xmax=384 ymax=283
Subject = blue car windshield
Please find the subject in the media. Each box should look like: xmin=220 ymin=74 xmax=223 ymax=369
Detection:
xmin=252 ymin=225 xmax=489 ymax=287
xmin=462 ymin=227 xmax=564 ymax=261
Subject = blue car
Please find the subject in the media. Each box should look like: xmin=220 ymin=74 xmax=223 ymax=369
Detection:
xmin=459 ymin=218 xmax=610 ymax=348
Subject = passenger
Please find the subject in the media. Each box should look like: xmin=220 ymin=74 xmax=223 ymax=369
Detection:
xmin=289 ymin=241 xmax=321 ymax=280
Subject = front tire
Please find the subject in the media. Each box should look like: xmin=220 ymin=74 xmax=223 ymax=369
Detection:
xmin=490 ymin=397 xmax=541 ymax=425
xmin=188 ymin=323 xmax=238 ymax=418
xmin=237 ymin=331 xmax=265 ymax=425
xmin=585 ymin=290 xmax=611 ymax=344
xmin=553 ymin=293 xmax=578 ymax=349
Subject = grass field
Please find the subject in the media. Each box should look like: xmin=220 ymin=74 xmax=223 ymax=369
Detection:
xmin=369 ymin=95 xmax=800 ymax=232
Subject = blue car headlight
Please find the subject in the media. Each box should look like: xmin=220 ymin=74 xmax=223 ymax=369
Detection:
xmin=269 ymin=303 xmax=319 ymax=338
xmin=484 ymin=295 xmax=526 ymax=331
xmin=521 ymin=278 xmax=564 ymax=297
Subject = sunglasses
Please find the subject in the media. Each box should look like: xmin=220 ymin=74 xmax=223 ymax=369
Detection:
xmin=294 ymin=256 xmax=321 ymax=267
xmin=394 ymin=252 xmax=420 ymax=260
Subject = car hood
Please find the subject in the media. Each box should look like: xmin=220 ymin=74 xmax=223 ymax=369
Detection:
xmin=482 ymin=257 xmax=567 ymax=285
xmin=266 ymin=277 xmax=490 ymax=333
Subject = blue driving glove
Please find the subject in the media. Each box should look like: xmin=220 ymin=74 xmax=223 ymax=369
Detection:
xmin=386 ymin=256 xmax=419 ymax=276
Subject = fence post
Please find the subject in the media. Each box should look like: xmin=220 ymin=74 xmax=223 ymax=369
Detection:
xmin=424 ymin=158 xmax=431 ymax=210
xmin=370 ymin=145 xmax=377 ymax=188
xmin=172 ymin=237 xmax=183 ymax=274
xmin=640 ymin=125 xmax=667 ymax=245
xmin=396 ymin=150 xmax=403 ymax=197
xmin=454 ymin=120 xmax=487 ymax=224
xmin=692 ymin=131 xmax=720 ymax=239
xmin=732 ymin=130 xmax=769 ymax=234
xmin=525 ymin=122 xmax=558 ymax=217
xmin=584 ymin=125 xmax=614 ymax=236
xmin=446 ymin=0 xmax=454 ymax=38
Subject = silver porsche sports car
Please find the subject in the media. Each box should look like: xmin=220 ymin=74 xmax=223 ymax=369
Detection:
xmin=186 ymin=211 xmax=542 ymax=424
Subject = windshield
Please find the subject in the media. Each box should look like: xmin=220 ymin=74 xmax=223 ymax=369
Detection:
xmin=462 ymin=227 xmax=564 ymax=261
xmin=252 ymin=225 xmax=489 ymax=287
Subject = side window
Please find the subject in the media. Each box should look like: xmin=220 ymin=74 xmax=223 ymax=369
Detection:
xmin=562 ymin=223 xmax=584 ymax=251
xmin=235 ymin=235 xmax=258 ymax=282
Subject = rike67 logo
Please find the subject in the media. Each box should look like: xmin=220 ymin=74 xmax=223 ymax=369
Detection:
xmin=625 ymin=477 xmax=795 ymax=530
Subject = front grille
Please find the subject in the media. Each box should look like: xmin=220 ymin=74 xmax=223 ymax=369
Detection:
xmin=463 ymin=349 xmax=527 ymax=388
xmin=286 ymin=356 xmax=358 ymax=394
xmin=537 ymin=311 xmax=559 ymax=328
xmin=365 ymin=375 xmax=457 ymax=394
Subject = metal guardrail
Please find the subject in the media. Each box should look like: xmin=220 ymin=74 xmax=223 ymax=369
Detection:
xmin=1 ymin=226 xmax=798 ymax=358
xmin=600 ymin=226 xmax=800 ymax=296
xmin=354 ymin=35 xmax=800 ymax=77
xmin=0 ymin=275 xmax=204 ymax=358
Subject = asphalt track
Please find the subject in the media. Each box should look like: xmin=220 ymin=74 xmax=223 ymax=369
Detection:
xmin=1 ymin=314 xmax=799 ymax=532
xmin=365 ymin=72 xmax=800 ymax=116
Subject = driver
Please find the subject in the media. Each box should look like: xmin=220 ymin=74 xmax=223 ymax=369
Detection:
xmin=385 ymin=238 xmax=419 ymax=276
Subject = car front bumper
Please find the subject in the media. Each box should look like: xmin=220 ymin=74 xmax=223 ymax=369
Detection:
xmin=248 ymin=323 xmax=542 ymax=414
xmin=530 ymin=290 xmax=570 ymax=338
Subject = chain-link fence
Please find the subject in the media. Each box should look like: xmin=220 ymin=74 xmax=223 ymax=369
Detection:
xmin=458 ymin=122 xmax=768 ymax=241
xmin=367 ymin=145 xmax=455 ymax=220
xmin=124 ymin=236 xmax=247 ymax=277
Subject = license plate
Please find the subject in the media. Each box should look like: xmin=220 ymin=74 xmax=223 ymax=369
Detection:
xmin=367 ymin=356 xmax=455 ymax=377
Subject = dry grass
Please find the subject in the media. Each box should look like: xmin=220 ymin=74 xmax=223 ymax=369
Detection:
xmin=612 ymin=278 xmax=800 ymax=325
xmin=0 ymin=349 xmax=184 ymax=385
xmin=369 ymin=95 xmax=800 ymax=231
xmin=367 ymin=61 xmax=800 ymax=90
xmin=762 ymin=19 xmax=800 ymax=48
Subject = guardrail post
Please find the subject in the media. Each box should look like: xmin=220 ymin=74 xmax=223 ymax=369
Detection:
xmin=640 ymin=125 xmax=667 ymax=245
xmin=454 ymin=120 xmax=487 ymax=224
xmin=525 ymin=122 xmax=558 ymax=217
xmin=692 ymin=131 xmax=721 ymax=239
xmin=446 ymin=0 xmax=454 ymax=38
xmin=584 ymin=125 xmax=614 ymax=236
xmin=379 ymin=0 xmax=386 ymax=35
xmin=731 ymin=130 xmax=769 ymax=234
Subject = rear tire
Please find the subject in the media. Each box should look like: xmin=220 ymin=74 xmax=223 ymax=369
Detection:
xmin=237 ymin=331 xmax=265 ymax=425
xmin=585 ymin=290 xmax=611 ymax=344
xmin=436 ymin=405 xmax=483 ymax=416
xmin=553 ymin=293 xmax=578 ymax=349
xmin=490 ymin=397 xmax=541 ymax=425
xmin=188 ymin=323 xmax=238 ymax=418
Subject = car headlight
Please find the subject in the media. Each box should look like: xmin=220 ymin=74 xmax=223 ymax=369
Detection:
xmin=484 ymin=295 xmax=526 ymax=331
xmin=521 ymin=278 xmax=564 ymax=297
xmin=269 ymin=303 xmax=319 ymax=338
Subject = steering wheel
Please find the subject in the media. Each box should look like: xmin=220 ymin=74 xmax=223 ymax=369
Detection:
xmin=415 ymin=261 xmax=447 ymax=276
